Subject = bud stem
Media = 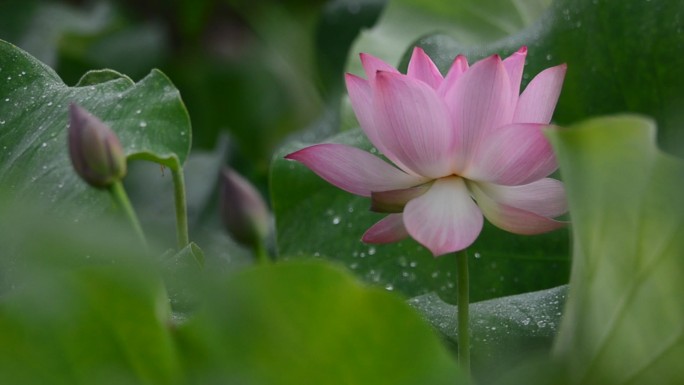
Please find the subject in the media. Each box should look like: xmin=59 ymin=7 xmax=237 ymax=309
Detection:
xmin=455 ymin=249 xmax=470 ymax=380
xmin=109 ymin=180 xmax=147 ymax=250
xmin=170 ymin=161 xmax=190 ymax=249
xmin=253 ymin=240 xmax=270 ymax=265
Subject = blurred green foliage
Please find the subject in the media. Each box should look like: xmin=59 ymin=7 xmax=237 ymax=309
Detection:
xmin=0 ymin=199 xmax=464 ymax=385
xmin=0 ymin=0 xmax=345 ymax=186
xmin=549 ymin=115 xmax=684 ymax=385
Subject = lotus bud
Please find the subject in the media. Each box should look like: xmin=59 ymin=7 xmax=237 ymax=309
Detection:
xmin=219 ymin=168 xmax=270 ymax=248
xmin=68 ymin=103 xmax=127 ymax=188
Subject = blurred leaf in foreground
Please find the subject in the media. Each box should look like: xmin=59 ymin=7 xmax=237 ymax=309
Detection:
xmin=176 ymin=260 xmax=464 ymax=385
xmin=0 ymin=197 xmax=464 ymax=385
xmin=549 ymin=115 xmax=684 ymax=384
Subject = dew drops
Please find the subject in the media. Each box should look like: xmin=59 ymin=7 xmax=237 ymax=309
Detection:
xmin=474 ymin=252 xmax=481 ymax=259
xmin=332 ymin=216 xmax=340 ymax=225
xmin=367 ymin=269 xmax=379 ymax=282
xmin=368 ymin=246 xmax=376 ymax=255
xmin=136 ymin=109 xmax=142 ymax=114
xmin=180 ymin=131 xmax=186 ymax=136
xmin=384 ymin=283 xmax=394 ymax=291
xmin=139 ymin=121 xmax=147 ymax=128
xmin=546 ymin=54 xmax=553 ymax=61
xmin=47 ymin=101 xmax=53 ymax=106
xmin=537 ymin=320 xmax=547 ymax=328
xmin=41 ymin=142 xmax=47 ymax=148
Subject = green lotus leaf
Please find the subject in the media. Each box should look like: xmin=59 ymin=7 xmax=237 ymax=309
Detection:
xmin=549 ymin=115 xmax=684 ymax=384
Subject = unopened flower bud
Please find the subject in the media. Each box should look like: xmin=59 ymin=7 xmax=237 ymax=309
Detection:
xmin=219 ymin=168 xmax=270 ymax=248
xmin=68 ymin=103 xmax=127 ymax=188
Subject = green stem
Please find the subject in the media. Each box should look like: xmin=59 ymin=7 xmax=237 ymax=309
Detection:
xmin=109 ymin=181 xmax=147 ymax=249
xmin=455 ymin=249 xmax=470 ymax=379
xmin=253 ymin=240 xmax=270 ymax=265
xmin=171 ymin=164 xmax=190 ymax=249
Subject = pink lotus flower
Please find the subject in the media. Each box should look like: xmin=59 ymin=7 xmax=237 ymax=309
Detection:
xmin=286 ymin=47 xmax=567 ymax=256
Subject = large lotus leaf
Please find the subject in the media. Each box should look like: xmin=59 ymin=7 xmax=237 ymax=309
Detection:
xmin=410 ymin=285 xmax=566 ymax=384
xmin=548 ymin=115 xmax=684 ymax=384
xmin=272 ymin=128 xmax=569 ymax=304
xmin=0 ymin=40 xmax=190 ymax=221
xmin=410 ymin=0 xmax=684 ymax=156
xmin=175 ymin=260 xmax=465 ymax=385
xmin=345 ymin=0 xmax=551 ymax=77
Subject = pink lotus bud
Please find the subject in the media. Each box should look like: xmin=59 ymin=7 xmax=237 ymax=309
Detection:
xmin=219 ymin=168 xmax=270 ymax=248
xmin=68 ymin=103 xmax=127 ymax=188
